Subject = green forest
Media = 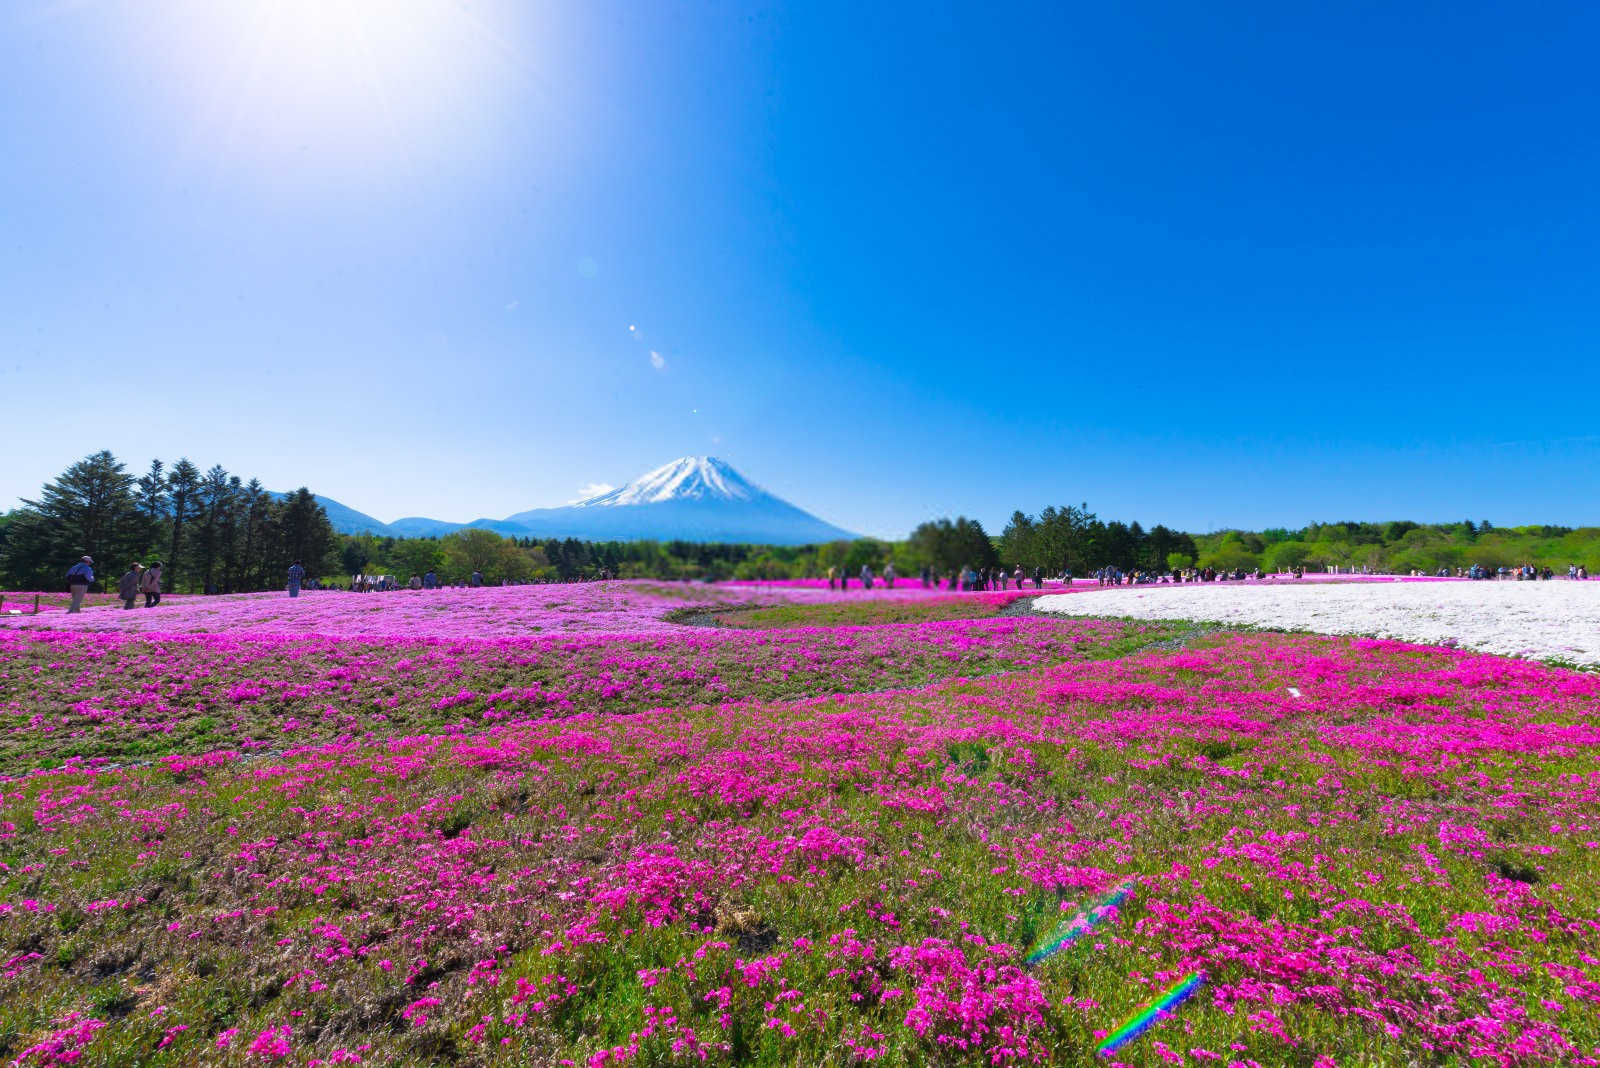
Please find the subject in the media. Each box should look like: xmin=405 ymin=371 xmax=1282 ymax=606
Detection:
xmin=4 ymin=451 xmax=1598 ymax=591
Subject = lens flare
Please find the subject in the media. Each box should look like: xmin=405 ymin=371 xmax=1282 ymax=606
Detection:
xmin=1024 ymin=877 xmax=1135 ymax=967
xmin=1096 ymin=971 xmax=1206 ymax=1056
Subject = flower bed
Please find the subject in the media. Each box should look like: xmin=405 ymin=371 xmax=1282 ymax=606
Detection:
xmin=1 ymin=585 xmax=1598 ymax=1064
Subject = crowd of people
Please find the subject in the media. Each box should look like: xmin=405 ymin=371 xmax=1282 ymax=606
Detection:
xmin=52 ymin=553 xmax=1598 ymax=611
xmin=823 ymin=563 xmax=901 ymax=590
xmin=1462 ymin=563 xmax=1590 ymax=580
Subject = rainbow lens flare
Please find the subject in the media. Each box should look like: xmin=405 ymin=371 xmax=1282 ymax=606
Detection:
xmin=1024 ymin=877 xmax=1136 ymax=967
xmin=1096 ymin=971 xmax=1205 ymax=1056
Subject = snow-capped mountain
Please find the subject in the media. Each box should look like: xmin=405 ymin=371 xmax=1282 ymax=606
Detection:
xmin=503 ymin=457 xmax=857 ymax=544
xmin=571 ymin=456 xmax=759 ymax=507
xmin=301 ymin=457 xmax=859 ymax=545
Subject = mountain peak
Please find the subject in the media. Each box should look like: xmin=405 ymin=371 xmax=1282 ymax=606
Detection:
xmin=308 ymin=456 xmax=859 ymax=545
xmin=575 ymin=456 xmax=765 ymax=507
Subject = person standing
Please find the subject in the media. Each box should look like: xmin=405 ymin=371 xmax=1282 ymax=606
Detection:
xmin=118 ymin=563 xmax=143 ymax=609
xmin=65 ymin=556 xmax=94 ymax=613
xmin=423 ymin=569 xmax=438 ymax=590
xmin=860 ymin=564 xmax=874 ymax=590
xmin=883 ymin=562 xmax=896 ymax=589
xmin=287 ymin=560 xmax=306 ymax=598
xmin=141 ymin=561 xmax=163 ymax=607
xmin=470 ymin=570 xmax=484 ymax=587
xmin=826 ymin=565 xmax=837 ymax=590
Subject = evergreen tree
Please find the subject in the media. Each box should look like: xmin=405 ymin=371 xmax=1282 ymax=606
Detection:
xmin=1 ymin=451 xmax=143 ymax=588
xmin=275 ymin=488 xmax=338 ymax=578
xmin=135 ymin=459 xmax=169 ymax=533
xmin=165 ymin=459 xmax=202 ymax=589
xmin=193 ymin=464 xmax=237 ymax=590
xmin=237 ymin=480 xmax=271 ymax=589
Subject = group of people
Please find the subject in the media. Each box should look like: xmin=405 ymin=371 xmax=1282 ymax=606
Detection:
xmin=62 ymin=552 xmax=1593 ymax=613
xmin=824 ymin=564 xmax=899 ymax=590
xmin=351 ymin=569 xmax=492 ymax=592
xmin=917 ymin=565 xmax=1047 ymax=591
xmin=943 ymin=565 xmax=1043 ymax=591
xmin=1103 ymin=566 xmax=1279 ymax=585
xmin=62 ymin=556 xmax=305 ymax=610
xmin=64 ymin=556 xmax=163 ymax=612
xmin=1463 ymin=564 xmax=1589 ymax=581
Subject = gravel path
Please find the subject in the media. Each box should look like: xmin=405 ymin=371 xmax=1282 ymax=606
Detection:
xmin=1034 ymin=579 xmax=1600 ymax=666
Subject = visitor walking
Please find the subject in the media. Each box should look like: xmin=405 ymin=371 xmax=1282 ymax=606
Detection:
xmin=287 ymin=560 xmax=306 ymax=598
xmin=826 ymin=565 xmax=837 ymax=590
xmin=65 ymin=555 xmax=93 ymax=613
xmin=860 ymin=564 xmax=874 ymax=590
xmin=118 ymin=563 xmax=143 ymax=610
xmin=883 ymin=563 xmax=896 ymax=589
xmin=142 ymin=561 xmax=163 ymax=607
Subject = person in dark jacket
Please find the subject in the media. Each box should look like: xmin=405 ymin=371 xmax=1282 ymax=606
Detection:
xmin=287 ymin=561 xmax=306 ymax=598
xmin=118 ymin=564 xmax=143 ymax=609
xmin=65 ymin=556 xmax=94 ymax=613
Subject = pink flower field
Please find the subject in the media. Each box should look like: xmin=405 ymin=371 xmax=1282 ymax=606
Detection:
xmin=2 ymin=583 xmax=1598 ymax=1065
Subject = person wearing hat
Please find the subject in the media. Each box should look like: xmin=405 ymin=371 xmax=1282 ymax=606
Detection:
xmin=65 ymin=555 xmax=94 ymax=613
xmin=118 ymin=563 xmax=144 ymax=610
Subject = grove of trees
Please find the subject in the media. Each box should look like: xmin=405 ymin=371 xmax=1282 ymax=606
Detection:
xmin=7 ymin=454 xmax=1598 ymax=590
xmin=999 ymin=504 xmax=1198 ymax=575
xmin=0 ymin=451 xmax=338 ymax=592
xmin=1188 ymin=520 xmax=1600 ymax=576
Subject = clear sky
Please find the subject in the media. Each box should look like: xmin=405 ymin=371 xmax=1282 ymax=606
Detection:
xmin=5 ymin=1 xmax=1598 ymax=538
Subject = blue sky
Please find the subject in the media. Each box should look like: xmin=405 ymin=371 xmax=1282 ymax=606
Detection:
xmin=4 ymin=1 xmax=1598 ymax=538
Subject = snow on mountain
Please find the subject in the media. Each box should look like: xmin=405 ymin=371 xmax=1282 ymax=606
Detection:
xmin=573 ymin=457 xmax=759 ymax=507
xmin=503 ymin=457 xmax=858 ymax=544
xmin=306 ymin=457 xmax=860 ymax=545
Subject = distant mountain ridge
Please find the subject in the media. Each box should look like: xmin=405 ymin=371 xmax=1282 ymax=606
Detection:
xmin=289 ymin=457 xmax=859 ymax=545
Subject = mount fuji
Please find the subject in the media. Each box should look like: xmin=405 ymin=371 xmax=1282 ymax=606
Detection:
xmin=310 ymin=457 xmax=860 ymax=545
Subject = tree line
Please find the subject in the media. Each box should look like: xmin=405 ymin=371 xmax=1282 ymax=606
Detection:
xmin=7 ymin=452 xmax=1598 ymax=590
xmin=0 ymin=451 xmax=338 ymax=592
xmin=1188 ymin=520 xmax=1600 ymax=575
xmin=283 ymin=514 xmax=1600 ymax=583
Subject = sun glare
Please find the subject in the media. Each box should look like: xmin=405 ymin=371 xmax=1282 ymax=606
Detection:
xmin=160 ymin=0 xmax=524 ymax=176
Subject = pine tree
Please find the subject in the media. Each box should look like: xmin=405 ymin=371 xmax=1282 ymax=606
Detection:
xmin=136 ymin=460 xmax=169 ymax=532
xmin=165 ymin=459 xmax=202 ymax=590
xmin=192 ymin=464 xmax=239 ymax=591
xmin=275 ymin=489 xmax=338 ymax=579
xmin=1 ymin=451 xmax=142 ymax=588
xmin=237 ymin=480 xmax=271 ymax=589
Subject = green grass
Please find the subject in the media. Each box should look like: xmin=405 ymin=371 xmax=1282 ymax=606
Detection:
xmin=669 ymin=595 xmax=1028 ymax=629
xmin=2 ymin=627 xmax=1596 ymax=1064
